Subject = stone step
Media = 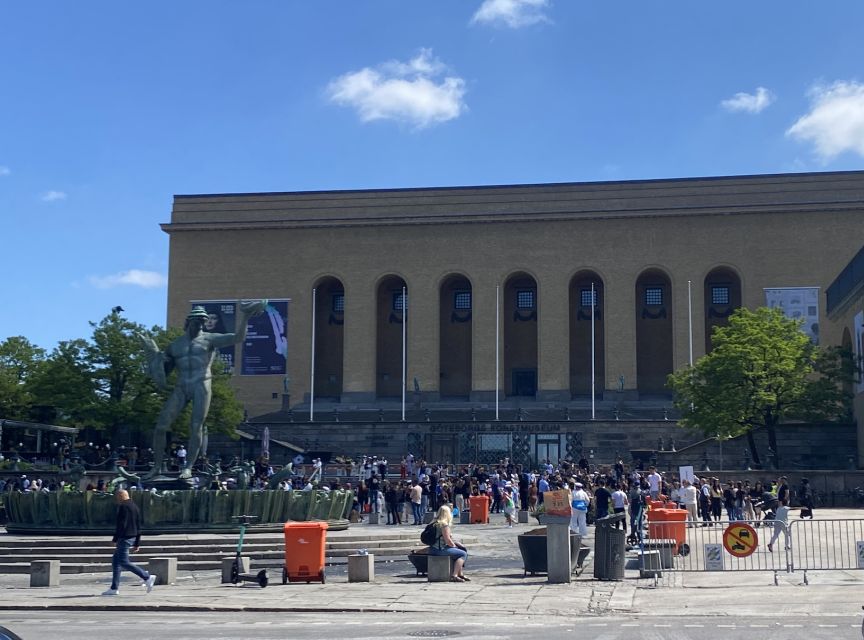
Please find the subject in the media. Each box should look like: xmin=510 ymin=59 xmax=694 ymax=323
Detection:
xmin=0 ymin=532 xmax=421 ymax=548
xmin=0 ymin=538 xmax=420 ymax=555
xmin=0 ymin=547 xmax=420 ymax=574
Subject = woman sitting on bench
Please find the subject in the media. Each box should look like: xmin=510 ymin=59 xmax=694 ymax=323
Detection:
xmin=428 ymin=505 xmax=469 ymax=582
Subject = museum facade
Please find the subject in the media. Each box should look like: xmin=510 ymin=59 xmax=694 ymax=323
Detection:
xmin=162 ymin=171 xmax=864 ymax=420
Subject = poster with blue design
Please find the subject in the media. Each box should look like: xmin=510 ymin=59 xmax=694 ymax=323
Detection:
xmin=190 ymin=300 xmax=236 ymax=373
xmin=241 ymin=299 xmax=289 ymax=375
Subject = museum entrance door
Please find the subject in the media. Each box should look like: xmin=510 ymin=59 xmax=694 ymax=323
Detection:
xmin=511 ymin=369 xmax=537 ymax=397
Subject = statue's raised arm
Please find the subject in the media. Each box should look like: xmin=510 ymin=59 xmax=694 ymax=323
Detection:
xmin=206 ymin=299 xmax=268 ymax=349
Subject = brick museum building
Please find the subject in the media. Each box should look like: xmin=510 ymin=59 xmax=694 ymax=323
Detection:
xmin=161 ymin=171 xmax=864 ymax=468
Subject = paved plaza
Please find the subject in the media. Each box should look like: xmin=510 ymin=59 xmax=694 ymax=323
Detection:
xmin=2 ymin=509 xmax=864 ymax=622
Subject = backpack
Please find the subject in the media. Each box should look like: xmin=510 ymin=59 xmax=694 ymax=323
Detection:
xmin=420 ymin=522 xmax=439 ymax=546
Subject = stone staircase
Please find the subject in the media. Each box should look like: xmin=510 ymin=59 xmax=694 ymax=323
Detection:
xmin=0 ymin=528 xmax=447 ymax=574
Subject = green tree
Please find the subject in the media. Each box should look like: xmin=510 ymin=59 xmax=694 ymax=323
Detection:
xmin=6 ymin=313 xmax=243 ymax=452
xmin=0 ymin=336 xmax=45 ymax=419
xmin=26 ymin=339 xmax=98 ymax=426
xmin=668 ymin=307 xmax=852 ymax=468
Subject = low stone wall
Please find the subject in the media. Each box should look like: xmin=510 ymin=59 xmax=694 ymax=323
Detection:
xmin=4 ymin=489 xmax=353 ymax=534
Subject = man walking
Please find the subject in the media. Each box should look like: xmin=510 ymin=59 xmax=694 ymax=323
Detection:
xmin=102 ymin=489 xmax=156 ymax=596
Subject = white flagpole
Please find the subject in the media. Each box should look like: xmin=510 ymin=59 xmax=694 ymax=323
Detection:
xmin=687 ymin=280 xmax=694 ymax=367
xmin=402 ymin=286 xmax=407 ymax=422
xmin=591 ymin=282 xmax=596 ymax=420
xmin=310 ymin=288 xmax=316 ymax=422
xmin=495 ymin=285 xmax=500 ymax=421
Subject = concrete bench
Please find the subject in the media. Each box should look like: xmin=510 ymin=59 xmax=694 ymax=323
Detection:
xmin=642 ymin=539 xmax=677 ymax=568
xmin=222 ymin=556 xmax=250 ymax=583
xmin=148 ymin=557 xmax=177 ymax=585
xmin=30 ymin=560 xmax=60 ymax=587
xmin=348 ymin=553 xmax=374 ymax=582
xmin=427 ymin=555 xmax=455 ymax=582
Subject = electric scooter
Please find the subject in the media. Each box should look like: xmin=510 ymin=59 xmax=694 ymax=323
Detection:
xmin=230 ymin=515 xmax=269 ymax=588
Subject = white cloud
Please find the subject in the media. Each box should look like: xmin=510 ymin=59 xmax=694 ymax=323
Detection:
xmin=41 ymin=190 xmax=67 ymax=202
xmin=327 ymin=49 xmax=466 ymax=129
xmin=89 ymin=269 xmax=168 ymax=289
xmin=471 ymin=0 xmax=551 ymax=28
xmin=0 ymin=166 xmax=9 ymax=176
xmin=786 ymin=81 xmax=864 ymax=161
xmin=721 ymin=87 xmax=775 ymax=113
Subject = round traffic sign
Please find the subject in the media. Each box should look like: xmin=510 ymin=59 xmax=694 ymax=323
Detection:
xmin=722 ymin=522 xmax=758 ymax=557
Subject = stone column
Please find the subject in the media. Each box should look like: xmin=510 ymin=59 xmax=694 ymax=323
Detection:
xmin=546 ymin=517 xmax=572 ymax=584
xmin=341 ymin=277 xmax=377 ymax=403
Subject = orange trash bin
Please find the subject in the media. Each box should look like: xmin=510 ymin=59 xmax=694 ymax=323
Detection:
xmin=468 ymin=495 xmax=490 ymax=524
xmin=646 ymin=508 xmax=687 ymax=554
xmin=282 ymin=521 xmax=328 ymax=584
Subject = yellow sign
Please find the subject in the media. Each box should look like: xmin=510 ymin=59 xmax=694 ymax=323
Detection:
xmin=722 ymin=523 xmax=758 ymax=558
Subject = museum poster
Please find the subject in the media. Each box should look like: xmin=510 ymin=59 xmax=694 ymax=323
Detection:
xmin=855 ymin=311 xmax=864 ymax=394
xmin=190 ymin=300 xmax=236 ymax=373
xmin=241 ymin=299 xmax=289 ymax=376
xmin=763 ymin=287 xmax=820 ymax=344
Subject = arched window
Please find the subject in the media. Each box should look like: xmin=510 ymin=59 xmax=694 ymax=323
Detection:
xmin=312 ymin=276 xmax=344 ymax=399
xmin=376 ymin=275 xmax=407 ymax=398
xmin=439 ymin=274 xmax=472 ymax=399
xmin=704 ymin=267 xmax=742 ymax=352
xmin=504 ymin=272 xmax=538 ymax=397
xmin=569 ymin=271 xmax=604 ymax=398
xmin=635 ymin=269 xmax=673 ymax=396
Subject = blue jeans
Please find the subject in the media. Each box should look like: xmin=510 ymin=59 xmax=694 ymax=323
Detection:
xmin=111 ymin=537 xmax=150 ymax=589
xmin=429 ymin=545 xmax=468 ymax=564
xmin=412 ymin=503 xmax=423 ymax=524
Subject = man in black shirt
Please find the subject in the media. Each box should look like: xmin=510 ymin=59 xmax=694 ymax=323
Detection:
xmin=102 ymin=489 xmax=156 ymax=596
xmin=593 ymin=479 xmax=612 ymax=520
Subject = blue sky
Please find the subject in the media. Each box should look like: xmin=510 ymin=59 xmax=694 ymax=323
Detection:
xmin=3 ymin=0 xmax=864 ymax=351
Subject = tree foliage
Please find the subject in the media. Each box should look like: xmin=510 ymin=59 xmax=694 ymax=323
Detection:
xmin=668 ymin=307 xmax=853 ymax=467
xmin=0 ymin=313 xmax=244 ymax=445
xmin=0 ymin=336 xmax=45 ymax=419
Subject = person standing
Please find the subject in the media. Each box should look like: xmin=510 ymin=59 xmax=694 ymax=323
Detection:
xmin=593 ymin=479 xmax=612 ymax=520
xmin=680 ymin=479 xmax=699 ymax=525
xmin=410 ymin=480 xmax=423 ymax=525
xmin=102 ymin=489 xmax=156 ymax=596
xmin=610 ymin=483 xmax=629 ymax=533
xmin=569 ymin=482 xmax=590 ymax=537
xmin=647 ymin=467 xmax=662 ymax=500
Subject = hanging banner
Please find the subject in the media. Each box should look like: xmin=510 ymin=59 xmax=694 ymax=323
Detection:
xmin=764 ymin=287 xmax=820 ymax=344
xmin=190 ymin=300 xmax=237 ymax=373
xmin=241 ymin=299 xmax=289 ymax=376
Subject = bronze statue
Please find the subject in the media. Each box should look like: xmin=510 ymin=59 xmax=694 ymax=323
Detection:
xmin=140 ymin=300 xmax=266 ymax=479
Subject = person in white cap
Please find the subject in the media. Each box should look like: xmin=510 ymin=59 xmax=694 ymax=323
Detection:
xmin=570 ymin=481 xmax=590 ymax=536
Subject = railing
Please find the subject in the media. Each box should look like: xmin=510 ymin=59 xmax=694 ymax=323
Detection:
xmin=642 ymin=516 xmax=864 ymax=586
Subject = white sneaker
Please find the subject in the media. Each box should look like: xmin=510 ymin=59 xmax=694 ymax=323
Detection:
xmin=144 ymin=575 xmax=157 ymax=593
xmin=101 ymin=588 xmax=119 ymax=596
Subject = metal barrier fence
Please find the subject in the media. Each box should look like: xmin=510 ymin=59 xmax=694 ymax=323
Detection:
xmin=638 ymin=517 xmax=864 ymax=586
xmin=788 ymin=518 xmax=864 ymax=584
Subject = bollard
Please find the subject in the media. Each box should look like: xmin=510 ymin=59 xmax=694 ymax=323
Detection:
xmin=367 ymin=512 xmax=385 ymax=525
xmin=427 ymin=555 xmax=452 ymax=583
xmin=459 ymin=509 xmax=471 ymax=525
xmin=546 ymin=521 xmax=572 ymax=584
xmin=423 ymin=512 xmax=435 ymax=524
xmin=148 ymin=557 xmax=177 ymax=585
xmin=222 ymin=556 xmax=250 ymax=584
xmin=30 ymin=560 xmax=60 ymax=587
xmin=518 ymin=510 xmax=530 ymax=524
xmin=347 ymin=554 xmax=375 ymax=582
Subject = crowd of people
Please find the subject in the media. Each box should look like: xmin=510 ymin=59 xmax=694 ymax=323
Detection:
xmin=336 ymin=455 xmax=817 ymax=539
